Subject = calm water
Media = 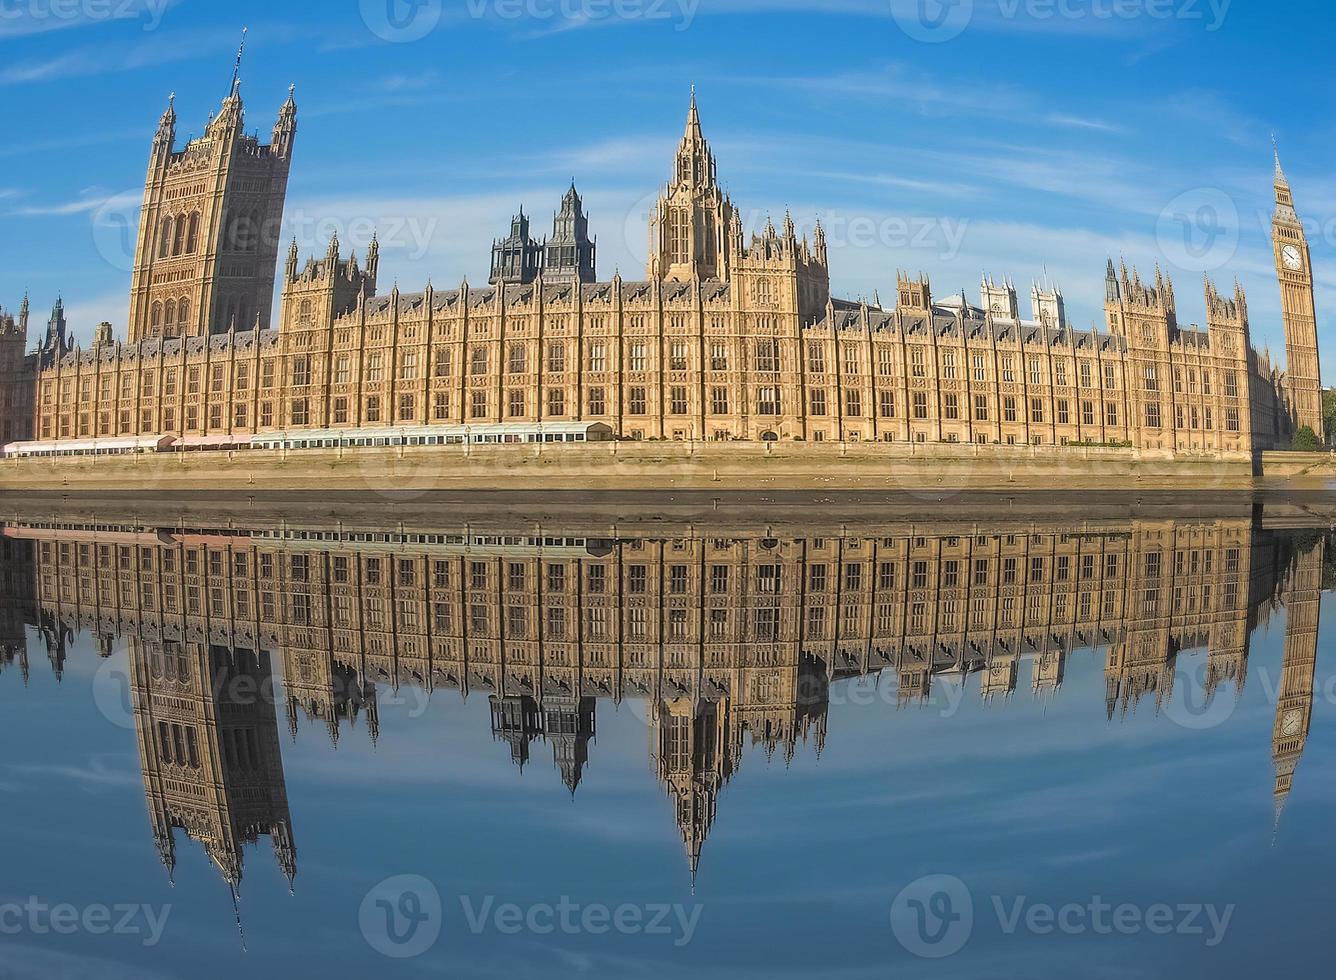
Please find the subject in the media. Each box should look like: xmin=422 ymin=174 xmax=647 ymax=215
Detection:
xmin=1 ymin=495 xmax=1334 ymax=979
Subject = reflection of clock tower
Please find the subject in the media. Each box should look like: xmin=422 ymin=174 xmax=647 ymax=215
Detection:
xmin=1272 ymin=537 xmax=1323 ymax=833
xmin=1272 ymin=146 xmax=1325 ymax=442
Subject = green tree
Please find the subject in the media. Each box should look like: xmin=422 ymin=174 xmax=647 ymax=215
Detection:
xmin=1292 ymin=425 xmax=1321 ymax=452
xmin=1323 ymin=388 xmax=1336 ymax=443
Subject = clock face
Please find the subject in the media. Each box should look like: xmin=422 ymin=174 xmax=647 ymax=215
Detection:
xmin=1282 ymin=709 xmax=1303 ymax=737
xmin=1283 ymin=244 xmax=1304 ymax=271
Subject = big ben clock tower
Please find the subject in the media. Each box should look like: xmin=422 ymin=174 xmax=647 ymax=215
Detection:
xmin=1272 ymin=146 xmax=1325 ymax=442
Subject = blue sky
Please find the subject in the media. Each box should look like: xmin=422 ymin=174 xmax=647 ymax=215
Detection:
xmin=3 ymin=0 xmax=1336 ymax=376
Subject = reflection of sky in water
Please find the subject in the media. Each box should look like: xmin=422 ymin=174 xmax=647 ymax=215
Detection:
xmin=1 ymin=548 xmax=1334 ymax=978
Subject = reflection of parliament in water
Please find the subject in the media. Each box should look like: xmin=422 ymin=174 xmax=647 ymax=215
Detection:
xmin=0 ymin=513 xmax=1326 ymax=891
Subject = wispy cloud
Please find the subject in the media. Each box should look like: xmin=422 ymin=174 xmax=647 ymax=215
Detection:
xmin=8 ymin=188 xmax=138 ymax=218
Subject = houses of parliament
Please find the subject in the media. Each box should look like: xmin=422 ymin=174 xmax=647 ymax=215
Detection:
xmin=0 ymin=505 xmax=1325 ymax=896
xmin=0 ymin=63 xmax=1328 ymax=454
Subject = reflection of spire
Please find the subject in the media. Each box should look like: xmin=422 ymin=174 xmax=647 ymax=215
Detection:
xmin=230 ymin=881 xmax=247 ymax=954
xmin=652 ymin=698 xmax=733 ymax=886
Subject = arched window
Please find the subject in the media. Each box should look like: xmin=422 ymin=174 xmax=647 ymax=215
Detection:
xmin=150 ymin=302 xmax=162 ymax=328
xmin=177 ymin=298 xmax=190 ymax=327
xmin=298 ymin=298 xmax=313 ymax=325
xmin=164 ymin=299 xmax=176 ymax=327
xmin=185 ymin=212 xmax=200 ymax=254
xmin=158 ymin=217 xmax=173 ymax=259
xmin=172 ymin=215 xmax=186 ymax=256
xmin=669 ymin=208 xmax=690 ymax=265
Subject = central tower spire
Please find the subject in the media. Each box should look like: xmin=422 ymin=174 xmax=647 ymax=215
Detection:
xmin=648 ymin=90 xmax=733 ymax=282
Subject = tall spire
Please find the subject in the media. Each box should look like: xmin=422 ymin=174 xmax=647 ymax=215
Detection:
xmin=685 ymin=84 xmax=702 ymax=140
xmin=1272 ymin=133 xmax=1287 ymax=185
xmin=228 ymin=27 xmax=248 ymax=99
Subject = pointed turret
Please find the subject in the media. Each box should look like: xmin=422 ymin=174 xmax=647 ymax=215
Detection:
xmin=366 ymin=232 xmax=380 ymax=286
xmin=272 ymin=83 xmax=297 ymax=159
xmin=545 ymin=181 xmax=597 ymax=284
xmin=152 ymin=93 xmax=177 ymax=163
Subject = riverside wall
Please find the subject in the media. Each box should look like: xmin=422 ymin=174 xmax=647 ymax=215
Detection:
xmin=0 ymin=441 xmax=1273 ymax=493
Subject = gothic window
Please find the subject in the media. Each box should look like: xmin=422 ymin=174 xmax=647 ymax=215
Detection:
xmin=808 ymin=343 xmax=826 ymax=374
xmin=185 ymin=213 xmax=200 ymax=254
xmin=178 ymin=298 xmax=190 ymax=328
xmin=669 ymin=208 xmax=690 ymax=265
xmin=470 ymin=391 xmax=488 ymax=419
xmin=366 ymin=395 xmax=382 ymax=422
xmin=711 ymin=387 xmax=729 ymax=415
xmin=588 ymin=342 xmax=607 ymax=373
xmin=629 ymin=343 xmax=647 ymax=372
xmin=588 ymin=387 xmax=606 ymax=415
xmin=548 ymin=342 xmax=566 ymax=373
xmin=298 ymin=299 xmax=314 ymax=325
xmin=547 ymin=389 xmax=566 ymax=416
xmin=755 ymin=341 xmax=778 ymax=373
xmin=666 ymin=342 xmax=686 ymax=372
xmin=158 ymin=216 xmax=173 ymax=259
xmin=398 ymin=394 xmax=415 ymax=421
xmin=471 ymin=347 xmax=489 ymax=376
xmin=508 ymin=344 xmax=526 ymax=374
xmin=846 ymin=390 xmax=863 ymax=418
xmin=758 ymin=388 xmax=780 ymax=416
xmin=173 ymin=215 xmax=186 ymax=256
xmin=150 ymin=302 xmax=163 ymax=329
xmin=164 ymin=299 xmax=176 ymax=328
xmin=508 ymin=389 xmax=525 ymax=417
xmin=810 ymin=389 xmax=827 ymax=416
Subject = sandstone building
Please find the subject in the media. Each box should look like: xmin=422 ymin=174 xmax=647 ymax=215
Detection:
xmin=0 ymin=77 xmax=1325 ymax=453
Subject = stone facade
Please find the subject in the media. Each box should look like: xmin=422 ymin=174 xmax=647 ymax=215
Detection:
xmin=0 ymin=85 xmax=1322 ymax=453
